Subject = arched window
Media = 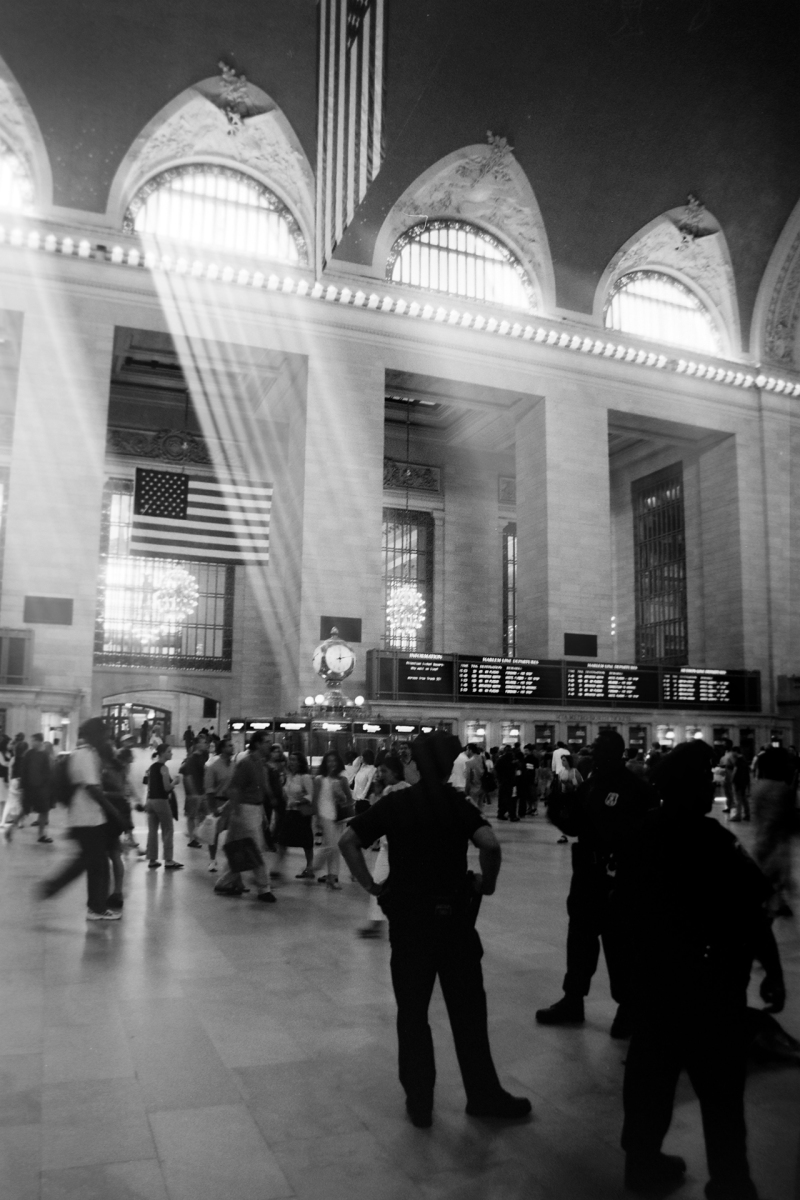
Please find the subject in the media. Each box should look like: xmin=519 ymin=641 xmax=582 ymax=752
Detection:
xmin=0 ymin=138 xmax=33 ymax=211
xmin=123 ymin=165 xmax=307 ymax=265
xmin=387 ymin=220 xmax=535 ymax=311
xmin=605 ymin=271 xmax=722 ymax=356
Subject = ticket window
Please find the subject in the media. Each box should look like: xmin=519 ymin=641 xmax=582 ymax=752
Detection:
xmin=535 ymin=723 xmax=555 ymax=753
xmin=465 ymin=720 xmax=487 ymax=750
xmin=567 ymin=724 xmax=587 ymax=754
xmin=628 ymin=724 xmax=649 ymax=752
xmin=501 ymin=720 xmax=522 ymax=747
xmin=739 ymin=728 xmax=755 ymax=761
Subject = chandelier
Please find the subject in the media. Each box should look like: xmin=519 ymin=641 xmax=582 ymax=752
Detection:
xmin=152 ymin=566 xmax=200 ymax=631
xmin=387 ymin=581 xmax=426 ymax=645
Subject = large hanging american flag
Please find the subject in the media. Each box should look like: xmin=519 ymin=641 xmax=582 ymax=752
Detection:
xmin=316 ymin=0 xmax=387 ymax=276
xmin=130 ymin=469 xmax=272 ymax=565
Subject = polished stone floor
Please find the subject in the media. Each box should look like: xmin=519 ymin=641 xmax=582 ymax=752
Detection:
xmin=1 ymin=796 xmax=798 ymax=1200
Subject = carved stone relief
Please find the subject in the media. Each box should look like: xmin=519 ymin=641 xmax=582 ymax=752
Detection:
xmin=375 ymin=138 xmax=553 ymax=309
xmin=0 ymin=77 xmax=36 ymax=196
xmin=107 ymin=427 xmax=212 ymax=465
xmin=383 ymin=459 xmax=441 ymax=493
xmin=763 ymin=229 xmax=800 ymax=370
xmin=498 ymin=476 xmax=516 ymax=506
xmin=118 ymin=87 xmax=315 ymax=251
xmin=607 ymin=218 xmax=739 ymax=351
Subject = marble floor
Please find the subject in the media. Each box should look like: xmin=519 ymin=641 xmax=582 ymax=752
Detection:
xmin=1 ymin=800 xmax=798 ymax=1200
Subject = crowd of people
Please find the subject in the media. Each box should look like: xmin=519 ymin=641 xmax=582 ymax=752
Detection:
xmin=1 ymin=719 xmax=797 ymax=1197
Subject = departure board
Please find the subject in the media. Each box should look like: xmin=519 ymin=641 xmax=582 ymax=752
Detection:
xmin=661 ymin=668 xmax=760 ymax=711
xmin=397 ymin=654 xmax=455 ymax=696
xmin=566 ymin=663 xmax=660 ymax=705
xmin=457 ymin=656 xmax=563 ymax=703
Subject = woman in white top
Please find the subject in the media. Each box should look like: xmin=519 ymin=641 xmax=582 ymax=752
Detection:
xmin=276 ymin=750 xmax=315 ymax=878
xmin=310 ymin=751 xmax=353 ymax=890
xmin=358 ymin=752 xmax=409 ymax=938
xmin=352 ymin=750 xmax=377 ymax=805
xmin=37 ymin=717 xmax=120 ymax=921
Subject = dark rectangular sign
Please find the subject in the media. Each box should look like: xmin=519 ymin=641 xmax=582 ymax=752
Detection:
xmin=457 ymin=656 xmax=563 ymax=703
xmin=565 ymin=662 xmax=660 ymax=705
xmin=320 ymin=616 xmax=362 ymax=643
xmin=24 ymin=596 xmax=73 ymax=625
xmin=661 ymin=668 xmax=760 ymax=712
xmin=398 ymin=655 xmax=454 ymax=696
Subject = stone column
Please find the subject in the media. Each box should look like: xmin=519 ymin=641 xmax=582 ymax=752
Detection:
xmin=1 ymin=295 xmax=114 ymax=713
xmin=515 ymin=383 xmax=613 ymax=660
xmin=295 ymin=345 xmax=385 ymax=709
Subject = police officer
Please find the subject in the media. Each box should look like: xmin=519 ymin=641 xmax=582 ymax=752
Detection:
xmin=536 ymin=729 xmax=656 ymax=1037
xmin=339 ymin=732 xmax=532 ymax=1129
xmin=618 ymin=740 xmax=784 ymax=1199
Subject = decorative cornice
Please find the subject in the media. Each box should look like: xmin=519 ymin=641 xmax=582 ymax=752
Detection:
xmin=107 ymin=426 xmax=212 ymax=464
xmin=383 ymin=458 xmax=441 ymax=492
xmin=764 ymin=228 xmax=800 ymax=370
xmin=1 ymin=217 xmax=798 ymax=398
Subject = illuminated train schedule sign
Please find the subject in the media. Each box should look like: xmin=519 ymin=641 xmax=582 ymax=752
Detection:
xmin=457 ymin=656 xmax=563 ymax=703
xmin=367 ymin=650 xmax=761 ymax=712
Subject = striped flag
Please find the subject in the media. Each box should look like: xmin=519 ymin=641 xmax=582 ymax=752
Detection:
xmin=316 ymin=0 xmax=387 ymax=276
xmin=131 ymin=469 xmax=272 ymax=565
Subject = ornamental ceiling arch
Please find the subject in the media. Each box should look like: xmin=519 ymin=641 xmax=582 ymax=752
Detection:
xmin=752 ymin=196 xmax=800 ymax=372
xmin=373 ymin=137 xmax=554 ymax=312
xmin=0 ymin=53 xmax=53 ymax=209
xmin=595 ymin=204 xmax=741 ymax=357
xmin=106 ymin=73 xmax=315 ymax=256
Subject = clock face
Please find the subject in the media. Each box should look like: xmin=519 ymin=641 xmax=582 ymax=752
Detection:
xmin=325 ymin=644 xmax=355 ymax=677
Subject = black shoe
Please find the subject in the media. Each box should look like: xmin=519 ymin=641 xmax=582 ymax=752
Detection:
xmin=625 ymin=1153 xmax=686 ymax=1194
xmin=37 ymin=835 xmax=53 ymax=844
xmin=214 ymin=885 xmax=243 ymax=896
xmin=164 ymin=861 xmax=184 ymax=870
xmin=148 ymin=861 xmax=161 ymax=869
xmin=405 ymin=1098 xmax=433 ymax=1128
xmin=535 ymin=996 xmax=585 ymax=1025
xmin=465 ymin=1091 xmax=532 ymax=1119
xmin=256 ymin=891 xmax=277 ymax=903
xmin=610 ymin=1004 xmax=635 ymax=1039
xmin=556 ymin=835 xmax=568 ymax=844
xmin=106 ymin=892 xmax=124 ymax=911
xmin=187 ymin=839 xmax=202 ymax=848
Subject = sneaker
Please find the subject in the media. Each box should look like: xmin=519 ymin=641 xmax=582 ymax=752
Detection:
xmin=207 ymin=861 xmax=218 ymax=872
xmin=87 ymin=909 xmax=122 ymax=921
xmin=148 ymin=861 xmax=161 ymax=869
xmin=256 ymin=891 xmax=277 ymax=903
xmin=610 ymin=1004 xmax=635 ymax=1039
xmin=624 ymin=1152 xmax=686 ymax=1194
xmin=465 ymin=1091 xmax=532 ymax=1119
xmin=164 ymin=861 xmax=184 ymax=870
xmin=535 ymin=996 xmax=585 ymax=1025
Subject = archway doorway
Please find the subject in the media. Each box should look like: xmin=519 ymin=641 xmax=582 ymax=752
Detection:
xmin=101 ymin=690 xmax=219 ymax=747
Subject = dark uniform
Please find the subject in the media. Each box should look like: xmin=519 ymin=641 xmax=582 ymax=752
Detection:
xmin=547 ymin=757 xmax=656 ymax=1012
xmin=348 ymin=783 xmax=504 ymax=1114
xmin=618 ymin=806 xmax=780 ymax=1200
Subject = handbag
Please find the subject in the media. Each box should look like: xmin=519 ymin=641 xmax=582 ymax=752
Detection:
xmin=223 ymin=835 xmax=264 ymax=872
xmin=196 ymin=814 xmax=220 ymax=845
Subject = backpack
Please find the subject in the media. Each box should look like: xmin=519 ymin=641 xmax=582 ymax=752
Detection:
xmin=52 ymin=753 xmax=77 ymax=807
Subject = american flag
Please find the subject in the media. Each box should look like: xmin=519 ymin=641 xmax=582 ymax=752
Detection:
xmin=131 ymin=469 xmax=272 ymax=565
xmin=316 ymin=0 xmax=387 ymax=276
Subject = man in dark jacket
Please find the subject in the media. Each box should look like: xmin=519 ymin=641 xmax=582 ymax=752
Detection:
xmin=494 ymin=744 xmax=517 ymax=821
xmin=21 ymin=733 xmax=54 ymax=842
xmin=339 ymin=732 xmax=531 ymax=1129
xmin=536 ymin=729 xmax=656 ymax=1037
xmin=618 ymin=740 xmax=784 ymax=1199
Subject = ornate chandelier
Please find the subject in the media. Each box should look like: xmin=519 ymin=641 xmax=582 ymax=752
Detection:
xmin=152 ymin=566 xmax=200 ymax=632
xmin=386 ymin=581 xmax=426 ymax=645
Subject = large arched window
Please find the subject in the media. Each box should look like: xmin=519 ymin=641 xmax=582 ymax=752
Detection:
xmin=387 ymin=220 xmax=535 ymax=311
xmin=0 ymin=138 xmax=33 ymax=211
xmin=123 ymin=165 xmax=307 ymax=265
xmin=605 ymin=271 xmax=722 ymax=355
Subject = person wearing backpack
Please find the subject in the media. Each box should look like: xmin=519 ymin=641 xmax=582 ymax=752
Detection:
xmin=37 ymin=717 xmax=121 ymax=921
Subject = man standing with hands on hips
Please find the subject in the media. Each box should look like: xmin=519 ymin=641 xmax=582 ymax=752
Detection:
xmin=340 ymin=732 xmax=531 ymax=1129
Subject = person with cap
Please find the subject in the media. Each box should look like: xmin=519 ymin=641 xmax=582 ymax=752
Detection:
xmin=617 ymin=739 xmax=784 ymax=1199
xmin=536 ymin=729 xmax=657 ymax=1037
xmin=339 ymin=731 xmax=531 ymax=1129
xmin=36 ymin=717 xmax=121 ymax=920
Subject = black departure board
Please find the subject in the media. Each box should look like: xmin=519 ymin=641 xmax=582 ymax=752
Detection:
xmin=398 ymin=655 xmax=455 ymax=696
xmin=661 ymin=668 xmax=760 ymax=712
xmin=457 ymin=656 xmax=563 ymax=703
xmin=566 ymin=663 xmax=660 ymax=705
